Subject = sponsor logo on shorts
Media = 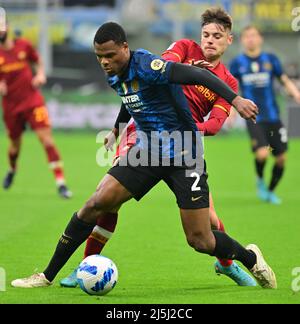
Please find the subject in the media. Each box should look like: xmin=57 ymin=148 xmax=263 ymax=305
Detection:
xmin=191 ymin=196 xmax=202 ymax=202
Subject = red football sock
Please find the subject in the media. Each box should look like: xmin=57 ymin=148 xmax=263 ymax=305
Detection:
xmin=217 ymin=219 xmax=233 ymax=267
xmin=84 ymin=213 xmax=118 ymax=259
xmin=45 ymin=145 xmax=65 ymax=184
xmin=9 ymin=151 xmax=18 ymax=172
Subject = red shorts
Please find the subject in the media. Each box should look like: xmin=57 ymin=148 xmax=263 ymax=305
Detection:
xmin=115 ymin=122 xmax=137 ymax=159
xmin=3 ymin=105 xmax=51 ymax=140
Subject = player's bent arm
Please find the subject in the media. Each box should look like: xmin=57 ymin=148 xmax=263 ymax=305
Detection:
xmin=280 ymin=74 xmax=300 ymax=104
xmin=168 ymin=63 xmax=258 ymax=122
xmin=196 ymin=108 xmax=228 ymax=136
xmin=169 ymin=63 xmax=237 ymax=105
xmin=32 ymin=57 xmax=47 ymax=88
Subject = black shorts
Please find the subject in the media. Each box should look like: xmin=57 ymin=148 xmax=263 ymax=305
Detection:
xmin=246 ymin=120 xmax=288 ymax=156
xmin=108 ymin=161 xmax=209 ymax=210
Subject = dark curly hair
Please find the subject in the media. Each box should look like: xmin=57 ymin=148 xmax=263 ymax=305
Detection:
xmin=94 ymin=22 xmax=127 ymax=45
xmin=201 ymin=7 xmax=233 ymax=31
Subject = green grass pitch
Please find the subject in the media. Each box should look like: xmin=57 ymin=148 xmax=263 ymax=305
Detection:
xmin=0 ymin=130 xmax=299 ymax=304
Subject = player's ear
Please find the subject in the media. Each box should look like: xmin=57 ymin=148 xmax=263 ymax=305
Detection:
xmin=227 ymin=33 xmax=233 ymax=45
xmin=122 ymin=42 xmax=129 ymax=50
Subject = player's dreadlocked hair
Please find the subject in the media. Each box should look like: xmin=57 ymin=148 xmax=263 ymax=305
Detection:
xmin=201 ymin=7 xmax=233 ymax=31
xmin=94 ymin=22 xmax=127 ymax=45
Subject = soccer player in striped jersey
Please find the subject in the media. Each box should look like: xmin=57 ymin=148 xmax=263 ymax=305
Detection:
xmin=0 ymin=26 xmax=72 ymax=198
xmin=12 ymin=22 xmax=276 ymax=290
xmin=230 ymin=26 xmax=300 ymax=204
xmin=61 ymin=8 xmax=258 ymax=288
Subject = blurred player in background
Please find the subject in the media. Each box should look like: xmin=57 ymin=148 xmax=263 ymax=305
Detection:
xmin=0 ymin=26 xmax=72 ymax=199
xmin=230 ymin=26 xmax=300 ymax=204
xmin=61 ymin=8 xmax=258 ymax=288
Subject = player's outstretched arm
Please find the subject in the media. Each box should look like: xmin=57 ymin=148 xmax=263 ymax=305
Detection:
xmin=168 ymin=63 xmax=258 ymax=122
xmin=281 ymin=74 xmax=300 ymax=105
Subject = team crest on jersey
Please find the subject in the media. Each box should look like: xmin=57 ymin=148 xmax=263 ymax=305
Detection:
xmin=0 ymin=57 xmax=4 ymax=65
xmin=263 ymin=62 xmax=272 ymax=71
xmin=18 ymin=51 xmax=26 ymax=60
xmin=151 ymin=59 xmax=164 ymax=71
xmin=251 ymin=62 xmax=260 ymax=73
xmin=131 ymin=79 xmax=139 ymax=92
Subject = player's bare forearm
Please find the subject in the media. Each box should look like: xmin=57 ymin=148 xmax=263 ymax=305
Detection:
xmin=231 ymin=96 xmax=258 ymax=123
xmin=32 ymin=59 xmax=47 ymax=88
xmin=281 ymin=74 xmax=300 ymax=104
xmin=104 ymin=128 xmax=119 ymax=151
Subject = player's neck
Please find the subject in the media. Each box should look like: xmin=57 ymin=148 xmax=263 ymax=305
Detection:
xmin=245 ymin=48 xmax=261 ymax=58
xmin=210 ymin=58 xmax=221 ymax=68
xmin=207 ymin=57 xmax=221 ymax=68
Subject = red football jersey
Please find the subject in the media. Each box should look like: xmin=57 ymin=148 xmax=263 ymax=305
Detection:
xmin=162 ymin=39 xmax=238 ymax=124
xmin=0 ymin=38 xmax=45 ymax=114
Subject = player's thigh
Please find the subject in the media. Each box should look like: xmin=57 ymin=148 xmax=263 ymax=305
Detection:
xmin=108 ymin=161 xmax=161 ymax=202
xmin=27 ymin=106 xmax=53 ymax=141
xmin=180 ymin=208 xmax=215 ymax=252
xmin=95 ymin=173 xmax=133 ymax=207
xmin=267 ymin=122 xmax=288 ymax=157
xmin=3 ymin=112 xmax=25 ymax=142
xmin=180 ymin=208 xmax=211 ymax=237
xmin=163 ymin=165 xmax=209 ymax=210
xmin=246 ymin=120 xmax=269 ymax=153
xmin=34 ymin=126 xmax=56 ymax=147
xmin=79 ymin=174 xmax=133 ymax=222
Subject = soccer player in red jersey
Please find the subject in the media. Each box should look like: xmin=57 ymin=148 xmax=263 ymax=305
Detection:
xmin=60 ymin=8 xmax=257 ymax=287
xmin=0 ymin=26 xmax=72 ymax=198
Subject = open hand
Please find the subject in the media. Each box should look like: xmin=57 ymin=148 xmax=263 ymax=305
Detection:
xmin=191 ymin=59 xmax=214 ymax=69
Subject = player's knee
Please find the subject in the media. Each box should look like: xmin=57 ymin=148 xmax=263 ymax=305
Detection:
xmin=276 ymin=154 xmax=286 ymax=167
xmin=41 ymin=138 xmax=55 ymax=148
xmin=186 ymin=232 xmax=214 ymax=253
xmin=91 ymin=189 xmax=117 ymax=212
xmin=256 ymin=148 xmax=269 ymax=161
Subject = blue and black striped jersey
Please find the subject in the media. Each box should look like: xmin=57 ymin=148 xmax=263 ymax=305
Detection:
xmin=108 ymin=49 xmax=199 ymax=160
xmin=230 ymin=52 xmax=283 ymax=123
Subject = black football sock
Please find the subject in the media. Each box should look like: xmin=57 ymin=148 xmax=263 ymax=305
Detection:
xmin=43 ymin=213 xmax=95 ymax=282
xmin=212 ymin=231 xmax=257 ymax=270
xmin=255 ymin=158 xmax=266 ymax=179
xmin=269 ymin=164 xmax=284 ymax=192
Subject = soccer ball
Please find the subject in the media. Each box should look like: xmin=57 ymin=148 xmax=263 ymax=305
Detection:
xmin=76 ymin=255 xmax=118 ymax=296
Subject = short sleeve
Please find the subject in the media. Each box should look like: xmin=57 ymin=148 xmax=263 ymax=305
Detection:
xmin=269 ymin=54 xmax=284 ymax=78
xmin=212 ymin=74 xmax=238 ymax=116
xmin=136 ymin=52 xmax=173 ymax=85
xmin=162 ymin=39 xmax=189 ymax=63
